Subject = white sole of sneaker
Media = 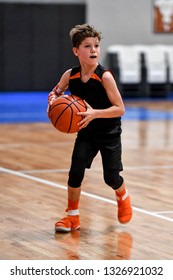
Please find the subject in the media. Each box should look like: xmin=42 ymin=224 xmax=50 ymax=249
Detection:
xmin=55 ymin=225 xmax=80 ymax=233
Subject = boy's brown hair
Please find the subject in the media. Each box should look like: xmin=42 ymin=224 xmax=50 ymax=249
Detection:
xmin=69 ymin=23 xmax=102 ymax=48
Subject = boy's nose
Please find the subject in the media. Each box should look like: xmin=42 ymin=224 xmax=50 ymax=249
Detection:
xmin=91 ymin=47 xmax=95 ymax=52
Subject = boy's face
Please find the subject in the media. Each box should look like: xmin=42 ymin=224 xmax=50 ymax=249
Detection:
xmin=73 ymin=37 xmax=100 ymax=65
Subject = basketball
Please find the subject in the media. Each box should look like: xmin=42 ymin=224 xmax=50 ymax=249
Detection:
xmin=48 ymin=94 xmax=87 ymax=133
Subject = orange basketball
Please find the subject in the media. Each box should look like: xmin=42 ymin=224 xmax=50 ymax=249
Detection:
xmin=49 ymin=95 xmax=87 ymax=133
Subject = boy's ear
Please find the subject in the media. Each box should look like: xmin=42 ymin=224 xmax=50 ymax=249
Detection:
xmin=72 ymin=47 xmax=78 ymax=57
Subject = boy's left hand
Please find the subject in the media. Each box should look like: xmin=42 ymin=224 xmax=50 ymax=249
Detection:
xmin=77 ymin=101 xmax=96 ymax=130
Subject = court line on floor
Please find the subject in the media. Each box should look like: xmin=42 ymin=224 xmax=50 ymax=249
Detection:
xmin=154 ymin=211 xmax=173 ymax=214
xmin=0 ymin=142 xmax=73 ymax=149
xmin=20 ymin=164 xmax=173 ymax=174
xmin=1 ymin=166 xmax=173 ymax=223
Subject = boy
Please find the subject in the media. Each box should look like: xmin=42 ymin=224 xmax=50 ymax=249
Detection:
xmin=47 ymin=24 xmax=132 ymax=232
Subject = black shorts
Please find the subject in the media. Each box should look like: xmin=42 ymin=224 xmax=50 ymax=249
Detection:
xmin=70 ymin=125 xmax=123 ymax=172
xmin=68 ymin=126 xmax=123 ymax=187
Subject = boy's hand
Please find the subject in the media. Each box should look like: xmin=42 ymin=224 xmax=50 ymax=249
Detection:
xmin=47 ymin=84 xmax=65 ymax=114
xmin=47 ymin=92 xmax=58 ymax=116
xmin=77 ymin=101 xmax=96 ymax=130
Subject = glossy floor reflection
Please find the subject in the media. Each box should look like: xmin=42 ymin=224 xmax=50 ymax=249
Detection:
xmin=55 ymin=229 xmax=133 ymax=260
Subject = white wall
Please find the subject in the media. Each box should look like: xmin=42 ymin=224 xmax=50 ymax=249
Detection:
xmin=86 ymin=0 xmax=173 ymax=63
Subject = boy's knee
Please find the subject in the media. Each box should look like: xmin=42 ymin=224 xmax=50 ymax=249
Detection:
xmin=68 ymin=169 xmax=85 ymax=188
xmin=104 ymin=170 xmax=123 ymax=190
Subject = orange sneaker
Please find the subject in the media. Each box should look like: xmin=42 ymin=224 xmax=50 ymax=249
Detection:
xmin=55 ymin=210 xmax=80 ymax=232
xmin=116 ymin=190 xmax=132 ymax=224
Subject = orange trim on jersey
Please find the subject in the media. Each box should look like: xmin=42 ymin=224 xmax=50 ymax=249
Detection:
xmin=69 ymin=72 xmax=80 ymax=80
xmin=70 ymin=71 xmax=104 ymax=83
xmin=91 ymin=73 xmax=102 ymax=82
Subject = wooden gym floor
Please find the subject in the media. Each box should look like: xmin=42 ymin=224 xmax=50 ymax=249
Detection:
xmin=0 ymin=99 xmax=173 ymax=260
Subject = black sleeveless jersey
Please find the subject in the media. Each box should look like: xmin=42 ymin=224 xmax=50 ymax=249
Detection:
xmin=69 ymin=64 xmax=121 ymax=133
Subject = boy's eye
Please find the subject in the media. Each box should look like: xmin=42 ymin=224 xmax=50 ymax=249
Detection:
xmin=84 ymin=44 xmax=99 ymax=48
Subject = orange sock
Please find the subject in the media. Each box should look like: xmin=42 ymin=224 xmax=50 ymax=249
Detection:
xmin=115 ymin=187 xmax=126 ymax=198
xmin=115 ymin=187 xmax=132 ymax=224
xmin=68 ymin=199 xmax=79 ymax=210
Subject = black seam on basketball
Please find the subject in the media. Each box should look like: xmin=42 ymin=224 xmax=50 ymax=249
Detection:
xmin=54 ymin=103 xmax=73 ymax=128
xmin=74 ymin=102 xmax=87 ymax=110
xmin=67 ymin=106 xmax=73 ymax=133
xmin=71 ymin=95 xmax=87 ymax=109
xmin=49 ymin=102 xmax=71 ymax=112
xmin=54 ymin=106 xmax=68 ymax=128
xmin=68 ymin=96 xmax=86 ymax=110
xmin=63 ymin=95 xmax=85 ymax=108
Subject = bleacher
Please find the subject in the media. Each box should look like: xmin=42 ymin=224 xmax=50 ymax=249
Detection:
xmin=107 ymin=44 xmax=173 ymax=98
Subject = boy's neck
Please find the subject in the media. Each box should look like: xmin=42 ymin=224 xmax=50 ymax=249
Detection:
xmin=80 ymin=63 xmax=98 ymax=82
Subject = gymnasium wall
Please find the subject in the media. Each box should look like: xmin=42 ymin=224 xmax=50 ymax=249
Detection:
xmin=0 ymin=1 xmax=85 ymax=91
xmin=0 ymin=0 xmax=173 ymax=91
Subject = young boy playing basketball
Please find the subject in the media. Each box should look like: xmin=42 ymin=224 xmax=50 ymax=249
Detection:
xmin=47 ymin=24 xmax=132 ymax=232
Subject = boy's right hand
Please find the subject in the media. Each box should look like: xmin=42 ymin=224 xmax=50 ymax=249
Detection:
xmin=48 ymin=92 xmax=57 ymax=106
xmin=47 ymin=83 xmax=65 ymax=115
xmin=47 ymin=91 xmax=58 ymax=114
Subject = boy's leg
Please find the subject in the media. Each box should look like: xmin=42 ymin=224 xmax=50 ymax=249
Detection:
xmin=55 ymin=186 xmax=81 ymax=232
xmin=104 ymin=169 xmax=132 ymax=224
xmin=115 ymin=181 xmax=132 ymax=224
xmin=100 ymin=130 xmax=132 ymax=224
